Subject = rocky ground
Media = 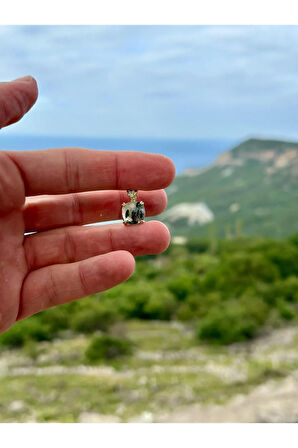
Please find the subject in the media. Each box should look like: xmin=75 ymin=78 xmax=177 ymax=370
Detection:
xmin=1 ymin=322 xmax=298 ymax=422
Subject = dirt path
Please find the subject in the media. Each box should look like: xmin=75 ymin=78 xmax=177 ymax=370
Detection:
xmin=155 ymin=371 xmax=298 ymax=423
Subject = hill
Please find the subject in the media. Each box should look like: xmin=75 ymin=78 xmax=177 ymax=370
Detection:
xmin=164 ymin=138 xmax=298 ymax=239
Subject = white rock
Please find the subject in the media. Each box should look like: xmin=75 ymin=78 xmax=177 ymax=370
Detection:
xmin=221 ymin=167 xmax=234 ymax=178
xmin=164 ymin=202 xmax=214 ymax=226
xmin=129 ymin=411 xmax=154 ymax=423
xmin=8 ymin=400 xmax=26 ymax=413
xmin=172 ymin=236 xmax=187 ymax=245
xmin=78 ymin=412 xmax=120 ymax=423
xmin=229 ymin=203 xmax=240 ymax=213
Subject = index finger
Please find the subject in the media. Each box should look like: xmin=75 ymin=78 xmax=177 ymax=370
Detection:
xmin=7 ymin=148 xmax=176 ymax=196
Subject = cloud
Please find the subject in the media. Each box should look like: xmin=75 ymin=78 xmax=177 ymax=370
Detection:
xmin=1 ymin=25 xmax=298 ymax=139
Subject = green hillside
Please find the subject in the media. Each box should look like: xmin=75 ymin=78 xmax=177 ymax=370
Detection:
xmin=164 ymin=138 xmax=298 ymax=239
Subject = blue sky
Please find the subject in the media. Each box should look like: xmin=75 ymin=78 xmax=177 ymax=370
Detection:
xmin=1 ymin=25 xmax=298 ymax=140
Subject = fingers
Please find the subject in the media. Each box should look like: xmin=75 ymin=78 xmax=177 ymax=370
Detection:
xmin=18 ymin=251 xmax=135 ymax=320
xmin=23 ymin=189 xmax=167 ymax=232
xmin=25 ymin=221 xmax=170 ymax=270
xmin=7 ymin=148 xmax=175 ymax=196
xmin=0 ymin=76 xmax=38 ymax=128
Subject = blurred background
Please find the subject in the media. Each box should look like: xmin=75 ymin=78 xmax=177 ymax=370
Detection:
xmin=1 ymin=25 xmax=298 ymax=422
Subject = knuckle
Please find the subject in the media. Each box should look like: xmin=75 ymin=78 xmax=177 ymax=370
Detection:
xmin=70 ymin=193 xmax=84 ymax=224
xmin=63 ymin=228 xmax=77 ymax=263
xmin=46 ymin=268 xmax=60 ymax=309
xmin=78 ymin=263 xmax=90 ymax=297
xmin=63 ymin=149 xmax=82 ymax=193
xmin=0 ymin=152 xmax=25 ymax=214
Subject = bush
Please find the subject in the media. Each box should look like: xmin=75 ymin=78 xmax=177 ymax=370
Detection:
xmin=176 ymin=302 xmax=196 ymax=321
xmin=70 ymin=302 xmax=119 ymax=334
xmin=264 ymin=244 xmax=298 ymax=278
xmin=167 ymin=275 xmax=197 ymax=301
xmin=276 ymin=299 xmax=296 ymax=320
xmin=201 ymin=252 xmax=279 ymax=296
xmin=186 ymin=238 xmax=211 ymax=253
xmin=142 ymin=291 xmax=177 ymax=320
xmin=0 ymin=318 xmax=52 ymax=348
xmin=116 ymin=282 xmax=177 ymax=320
xmin=85 ymin=335 xmax=133 ymax=363
xmin=197 ymin=296 xmax=268 ymax=345
xmin=38 ymin=306 xmax=71 ymax=333
xmin=189 ymin=292 xmax=222 ymax=318
xmin=289 ymin=233 xmax=298 ymax=247
xmin=269 ymin=277 xmax=298 ymax=304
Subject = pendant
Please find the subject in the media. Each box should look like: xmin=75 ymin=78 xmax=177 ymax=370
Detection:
xmin=122 ymin=190 xmax=145 ymax=225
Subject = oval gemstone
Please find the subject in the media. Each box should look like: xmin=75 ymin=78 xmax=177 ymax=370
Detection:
xmin=122 ymin=201 xmax=145 ymax=225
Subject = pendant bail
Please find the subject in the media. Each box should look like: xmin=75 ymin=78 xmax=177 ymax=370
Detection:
xmin=127 ymin=189 xmax=138 ymax=202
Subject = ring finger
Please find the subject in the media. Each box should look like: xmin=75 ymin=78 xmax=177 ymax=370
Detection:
xmin=24 ymin=220 xmax=170 ymax=271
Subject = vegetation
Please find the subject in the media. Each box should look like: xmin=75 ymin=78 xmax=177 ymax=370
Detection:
xmin=1 ymin=320 xmax=298 ymax=422
xmin=85 ymin=335 xmax=133 ymax=363
xmin=2 ymin=233 xmax=298 ymax=347
xmin=164 ymin=138 xmax=298 ymax=239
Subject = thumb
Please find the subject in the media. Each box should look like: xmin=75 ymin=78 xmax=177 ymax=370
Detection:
xmin=0 ymin=76 xmax=38 ymax=129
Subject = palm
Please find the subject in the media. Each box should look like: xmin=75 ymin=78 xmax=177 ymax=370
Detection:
xmin=0 ymin=177 xmax=28 ymax=332
xmin=0 ymin=77 xmax=174 ymax=334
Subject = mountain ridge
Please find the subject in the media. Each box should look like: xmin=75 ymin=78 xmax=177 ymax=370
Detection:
xmin=164 ymin=138 xmax=298 ymax=239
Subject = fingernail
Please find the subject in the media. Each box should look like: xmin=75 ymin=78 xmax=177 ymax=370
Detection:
xmin=12 ymin=75 xmax=34 ymax=83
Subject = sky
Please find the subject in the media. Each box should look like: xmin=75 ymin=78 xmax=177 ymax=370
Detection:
xmin=1 ymin=25 xmax=298 ymax=140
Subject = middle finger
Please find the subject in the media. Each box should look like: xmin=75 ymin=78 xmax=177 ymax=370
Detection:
xmin=23 ymin=189 xmax=167 ymax=232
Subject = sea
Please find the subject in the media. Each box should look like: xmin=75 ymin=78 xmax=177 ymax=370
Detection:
xmin=0 ymin=135 xmax=236 ymax=174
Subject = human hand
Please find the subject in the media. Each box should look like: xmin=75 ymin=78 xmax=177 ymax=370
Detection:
xmin=0 ymin=76 xmax=175 ymax=334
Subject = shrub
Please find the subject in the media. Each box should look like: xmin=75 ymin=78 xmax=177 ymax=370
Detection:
xmin=167 ymin=275 xmax=197 ymax=301
xmin=189 ymin=292 xmax=222 ymax=318
xmin=269 ymin=277 xmax=298 ymax=303
xmin=202 ymin=252 xmax=279 ymax=296
xmin=142 ymin=291 xmax=177 ymax=320
xmin=264 ymin=244 xmax=298 ymax=278
xmin=197 ymin=296 xmax=268 ymax=345
xmin=176 ymin=302 xmax=196 ymax=321
xmin=276 ymin=299 xmax=296 ymax=320
xmin=186 ymin=238 xmax=211 ymax=253
xmin=85 ymin=335 xmax=133 ymax=363
xmin=0 ymin=318 xmax=52 ymax=348
xmin=38 ymin=306 xmax=71 ymax=333
xmin=116 ymin=282 xmax=177 ymax=320
xmin=70 ymin=303 xmax=119 ymax=334
xmin=289 ymin=233 xmax=298 ymax=247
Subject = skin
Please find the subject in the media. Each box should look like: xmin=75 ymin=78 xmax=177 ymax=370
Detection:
xmin=0 ymin=76 xmax=175 ymax=334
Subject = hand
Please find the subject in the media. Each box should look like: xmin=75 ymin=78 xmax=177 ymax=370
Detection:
xmin=0 ymin=76 xmax=175 ymax=334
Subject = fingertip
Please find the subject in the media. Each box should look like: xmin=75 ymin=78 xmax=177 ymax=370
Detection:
xmin=147 ymin=189 xmax=168 ymax=216
xmin=29 ymin=76 xmax=38 ymax=102
xmin=143 ymin=153 xmax=175 ymax=190
xmin=13 ymin=75 xmax=38 ymax=106
xmin=13 ymin=75 xmax=35 ymax=83
xmin=159 ymin=189 xmax=168 ymax=213
xmin=147 ymin=220 xmax=171 ymax=253
xmin=108 ymin=250 xmax=136 ymax=280
xmin=159 ymin=154 xmax=176 ymax=188
xmin=0 ymin=75 xmax=39 ymax=128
